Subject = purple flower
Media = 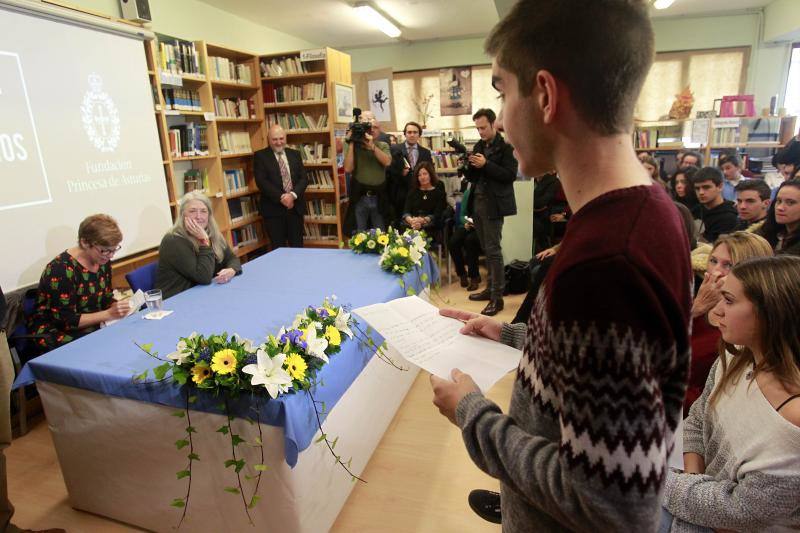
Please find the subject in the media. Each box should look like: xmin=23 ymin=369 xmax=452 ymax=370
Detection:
xmin=280 ymin=329 xmax=308 ymax=350
xmin=244 ymin=354 xmax=257 ymax=366
xmin=197 ymin=347 xmax=212 ymax=363
xmin=317 ymin=308 xmax=330 ymax=319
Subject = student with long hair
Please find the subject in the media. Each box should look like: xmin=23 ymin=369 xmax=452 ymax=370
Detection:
xmin=671 ymin=165 xmax=700 ymax=213
xmin=758 ymin=178 xmax=800 ymax=256
xmin=661 ymin=255 xmax=800 ymax=532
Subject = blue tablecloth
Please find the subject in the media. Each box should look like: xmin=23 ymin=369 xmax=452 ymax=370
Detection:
xmin=15 ymin=248 xmax=438 ymax=467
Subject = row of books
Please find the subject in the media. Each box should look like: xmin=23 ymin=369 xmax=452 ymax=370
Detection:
xmin=307 ymin=169 xmax=334 ymax=189
xmin=208 ymin=56 xmax=252 ymax=85
xmin=633 ymin=127 xmax=684 ymax=148
xmin=224 ymin=168 xmax=248 ymax=194
xmin=163 ymin=89 xmax=202 ymax=112
xmin=181 ymin=169 xmax=209 ymax=195
xmin=169 ymin=124 xmax=209 ymax=158
xmin=260 ymin=56 xmax=309 ymax=77
xmin=219 ymin=131 xmax=252 ymax=155
xmin=266 ymin=112 xmax=328 ymax=131
xmin=432 ymin=152 xmax=462 ymax=169
xmin=303 ymin=224 xmax=337 ymax=241
xmin=213 ymin=95 xmax=256 ymax=119
xmin=232 ymin=224 xmax=258 ymax=247
xmin=158 ymin=38 xmax=201 ymax=76
xmin=305 ymin=199 xmax=336 ymax=218
xmin=289 ymin=143 xmax=331 ymax=164
xmin=228 ymin=196 xmax=257 ymax=222
xmin=263 ymin=82 xmax=325 ymax=104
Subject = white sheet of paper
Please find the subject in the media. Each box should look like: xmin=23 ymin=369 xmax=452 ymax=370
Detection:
xmin=143 ymin=310 xmax=173 ymax=320
xmin=354 ymin=296 xmax=521 ymax=392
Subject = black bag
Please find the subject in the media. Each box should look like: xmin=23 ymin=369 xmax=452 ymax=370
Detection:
xmin=504 ymin=260 xmax=530 ymax=295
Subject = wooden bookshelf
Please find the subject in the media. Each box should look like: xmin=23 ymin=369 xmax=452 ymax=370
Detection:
xmin=146 ymin=37 xmax=270 ymax=261
xmin=260 ymin=47 xmax=351 ymax=247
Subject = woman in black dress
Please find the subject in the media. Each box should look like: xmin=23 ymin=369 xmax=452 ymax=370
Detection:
xmin=402 ymin=161 xmax=447 ymax=231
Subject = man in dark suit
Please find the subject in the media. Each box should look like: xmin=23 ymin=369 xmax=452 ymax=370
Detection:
xmin=388 ymin=121 xmax=433 ymax=226
xmin=254 ymin=124 xmax=308 ymax=249
xmin=464 ymin=108 xmax=518 ymax=316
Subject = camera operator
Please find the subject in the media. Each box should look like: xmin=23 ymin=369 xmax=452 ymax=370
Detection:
xmin=464 ymin=108 xmax=518 ymax=316
xmin=344 ymin=111 xmax=392 ymax=232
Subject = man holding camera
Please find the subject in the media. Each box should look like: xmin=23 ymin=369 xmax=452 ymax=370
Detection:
xmin=388 ymin=121 xmax=433 ymax=227
xmin=344 ymin=113 xmax=392 ymax=232
xmin=464 ymin=108 xmax=518 ymax=316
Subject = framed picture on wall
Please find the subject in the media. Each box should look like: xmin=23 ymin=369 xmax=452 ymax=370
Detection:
xmin=334 ymin=82 xmax=355 ymax=123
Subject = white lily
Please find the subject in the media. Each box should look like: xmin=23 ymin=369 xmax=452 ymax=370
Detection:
xmin=242 ymin=349 xmax=293 ymax=399
xmin=409 ymin=246 xmax=422 ymax=264
xmin=412 ymin=235 xmax=427 ymax=252
xmin=291 ymin=313 xmax=307 ymax=330
xmin=166 ymin=350 xmax=191 ymax=365
xmin=303 ymin=325 xmax=329 ymax=363
xmin=335 ymin=309 xmax=354 ymax=339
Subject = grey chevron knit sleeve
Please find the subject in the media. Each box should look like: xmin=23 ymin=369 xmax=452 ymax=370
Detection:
xmin=500 ymin=322 xmax=526 ymax=350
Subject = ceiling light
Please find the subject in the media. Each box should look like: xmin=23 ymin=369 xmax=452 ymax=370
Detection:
xmin=653 ymin=0 xmax=675 ymax=9
xmin=353 ymin=3 xmax=402 ymax=38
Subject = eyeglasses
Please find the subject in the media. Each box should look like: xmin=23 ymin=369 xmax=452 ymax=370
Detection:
xmin=94 ymin=244 xmax=122 ymax=256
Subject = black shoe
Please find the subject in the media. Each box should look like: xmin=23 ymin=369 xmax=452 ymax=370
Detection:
xmin=481 ymin=299 xmax=504 ymax=316
xmin=466 ymin=277 xmax=481 ymax=291
xmin=459 ymin=274 xmax=469 ymax=288
xmin=468 ymin=489 xmax=501 ymax=524
xmin=469 ymin=288 xmax=491 ymax=301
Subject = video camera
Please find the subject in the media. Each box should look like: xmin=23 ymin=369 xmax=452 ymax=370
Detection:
xmin=447 ymin=138 xmax=472 ymax=176
xmin=346 ymin=107 xmax=371 ymax=145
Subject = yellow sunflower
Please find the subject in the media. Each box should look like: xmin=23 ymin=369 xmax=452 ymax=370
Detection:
xmin=353 ymin=233 xmax=366 ymax=245
xmin=395 ymin=247 xmax=409 ymax=258
xmin=325 ymin=325 xmax=342 ymax=346
xmin=191 ymin=363 xmax=212 ymax=384
xmin=283 ymin=353 xmax=308 ymax=381
xmin=377 ymin=234 xmax=389 ymax=246
xmin=211 ymin=348 xmax=238 ymax=375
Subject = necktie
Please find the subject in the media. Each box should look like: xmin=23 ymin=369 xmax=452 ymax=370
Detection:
xmin=277 ymin=152 xmax=292 ymax=193
xmin=408 ymin=145 xmax=417 ymax=169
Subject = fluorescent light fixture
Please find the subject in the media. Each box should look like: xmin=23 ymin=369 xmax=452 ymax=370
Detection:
xmin=353 ymin=3 xmax=402 ymax=38
xmin=653 ymin=0 xmax=675 ymax=9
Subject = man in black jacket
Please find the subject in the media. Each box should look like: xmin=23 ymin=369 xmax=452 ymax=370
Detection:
xmin=388 ymin=121 xmax=433 ymax=227
xmin=464 ymin=108 xmax=518 ymax=316
xmin=691 ymin=166 xmax=738 ymax=243
xmin=254 ymin=124 xmax=308 ymax=249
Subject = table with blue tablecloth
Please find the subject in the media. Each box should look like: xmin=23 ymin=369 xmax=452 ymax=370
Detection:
xmin=16 ymin=248 xmax=437 ymax=532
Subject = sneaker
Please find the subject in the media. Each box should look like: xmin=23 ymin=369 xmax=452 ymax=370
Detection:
xmin=468 ymin=489 xmax=501 ymax=524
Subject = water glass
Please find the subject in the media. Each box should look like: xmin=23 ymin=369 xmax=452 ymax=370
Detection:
xmin=145 ymin=289 xmax=163 ymax=312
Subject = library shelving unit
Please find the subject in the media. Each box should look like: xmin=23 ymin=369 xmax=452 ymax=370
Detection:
xmin=633 ymin=115 xmax=798 ymax=172
xmin=145 ymin=37 xmax=269 ymax=261
xmin=260 ymin=47 xmax=351 ymax=247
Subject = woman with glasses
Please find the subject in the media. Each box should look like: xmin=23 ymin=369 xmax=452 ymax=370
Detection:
xmin=156 ymin=191 xmax=242 ymax=299
xmin=27 ymin=214 xmax=130 ymax=354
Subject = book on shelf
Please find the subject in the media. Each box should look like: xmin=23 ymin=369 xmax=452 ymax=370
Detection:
xmin=208 ymin=56 xmax=252 ymax=85
xmin=303 ymin=224 xmax=337 ymax=241
xmin=163 ymin=88 xmax=202 ymax=112
xmin=182 ymin=169 xmax=208 ymax=195
xmin=305 ymin=199 xmax=336 ymax=218
xmin=224 ymin=168 xmax=248 ymax=194
xmin=289 ymin=142 xmax=331 ymax=164
xmin=213 ymin=95 xmax=255 ymax=119
xmin=432 ymin=152 xmax=461 ymax=169
xmin=267 ymin=112 xmax=328 ymax=131
xmin=228 ymin=196 xmax=257 ymax=222
xmin=218 ymin=130 xmax=253 ymax=154
xmin=231 ymin=224 xmax=258 ymax=247
xmin=306 ymin=169 xmax=334 ymax=189
xmin=260 ymin=56 xmax=308 ymax=77
xmin=710 ymin=117 xmax=782 ymax=146
xmin=158 ymin=36 xmax=201 ymax=76
xmin=262 ymin=82 xmax=325 ymax=104
xmin=168 ymin=123 xmax=209 ymax=158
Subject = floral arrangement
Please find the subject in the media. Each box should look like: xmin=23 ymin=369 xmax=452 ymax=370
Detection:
xmin=413 ymin=93 xmax=435 ymax=126
xmin=348 ymin=227 xmax=391 ymax=254
xmin=134 ymin=296 xmax=400 ymax=527
xmin=379 ymin=228 xmax=429 ymax=275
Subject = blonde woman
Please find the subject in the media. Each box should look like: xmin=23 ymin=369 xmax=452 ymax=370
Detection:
xmin=156 ymin=191 xmax=241 ymax=299
xmin=661 ymin=255 xmax=800 ymax=532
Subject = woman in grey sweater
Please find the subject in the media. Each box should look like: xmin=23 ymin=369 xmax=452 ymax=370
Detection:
xmin=661 ymin=256 xmax=800 ymax=532
xmin=156 ymin=191 xmax=241 ymax=299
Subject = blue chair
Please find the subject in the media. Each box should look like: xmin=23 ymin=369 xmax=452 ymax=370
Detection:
xmin=125 ymin=261 xmax=158 ymax=293
xmin=7 ymin=288 xmax=45 ymax=436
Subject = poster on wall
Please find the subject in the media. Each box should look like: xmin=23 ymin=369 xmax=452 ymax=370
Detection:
xmin=439 ymin=66 xmax=472 ymax=116
xmin=368 ymin=78 xmax=392 ymax=122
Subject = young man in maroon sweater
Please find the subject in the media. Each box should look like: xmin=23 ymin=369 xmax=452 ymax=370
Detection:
xmin=430 ymin=1 xmax=692 ymax=530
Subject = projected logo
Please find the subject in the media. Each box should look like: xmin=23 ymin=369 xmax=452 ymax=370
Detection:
xmin=0 ymin=51 xmax=51 ymax=211
xmin=81 ymin=73 xmax=120 ymax=153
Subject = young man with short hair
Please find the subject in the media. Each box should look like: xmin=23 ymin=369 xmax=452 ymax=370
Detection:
xmin=388 ymin=121 xmax=433 ymax=227
xmin=734 ymin=179 xmax=771 ymax=231
xmin=691 ymin=166 xmax=738 ymax=242
xmin=719 ymin=152 xmax=748 ymax=202
xmin=430 ymin=1 xmax=692 ymax=531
